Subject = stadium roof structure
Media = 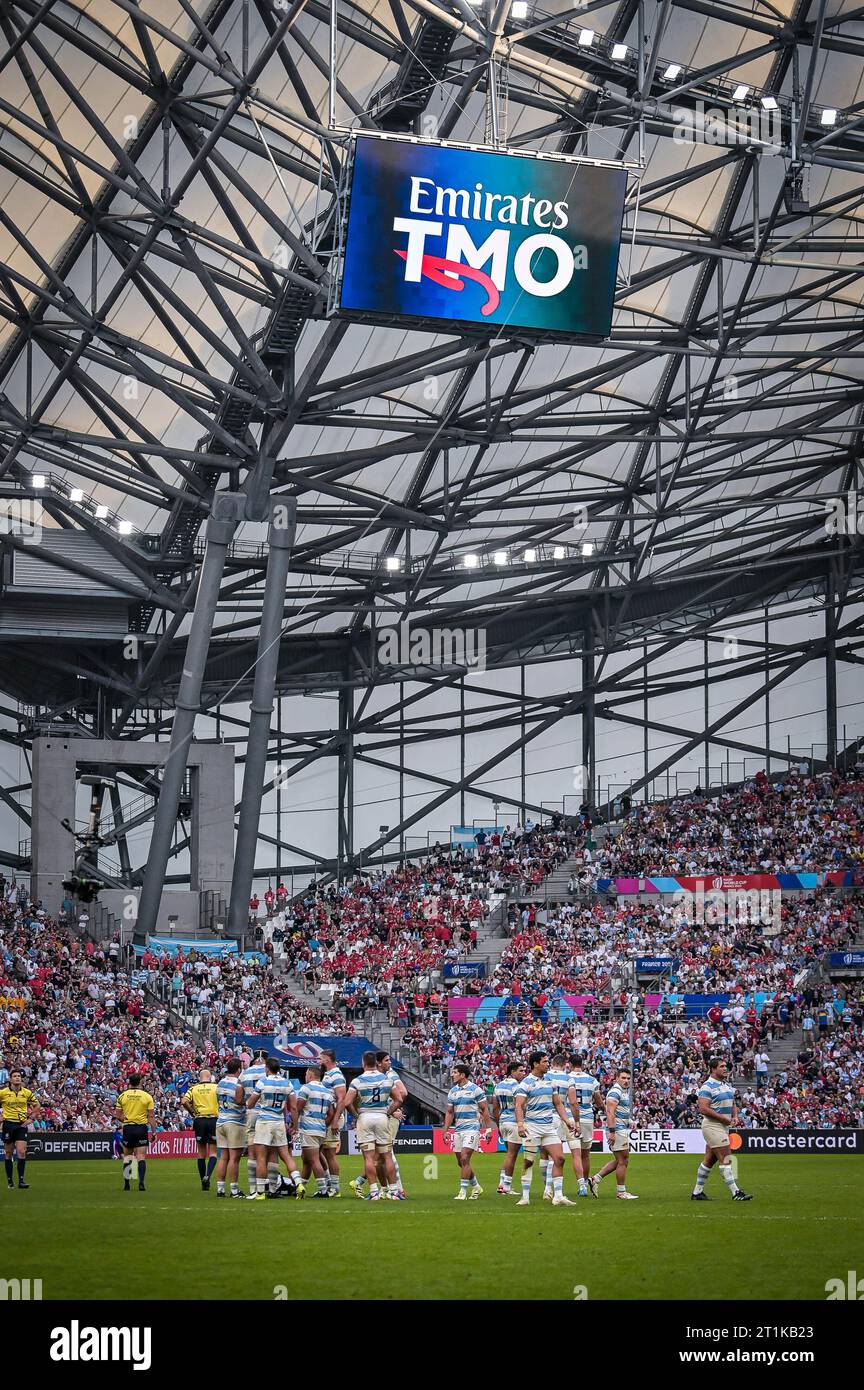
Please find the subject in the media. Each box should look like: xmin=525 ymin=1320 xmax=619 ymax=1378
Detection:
xmin=1 ymin=0 xmax=863 ymax=887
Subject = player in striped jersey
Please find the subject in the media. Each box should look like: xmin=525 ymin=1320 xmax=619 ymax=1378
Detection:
xmin=246 ymin=1056 xmax=306 ymax=1200
xmin=692 ymin=1058 xmax=753 ymax=1201
xmin=350 ymin=1051 xmax=408 ymax=1200
xmin=239 ymin=1051 xmax=268 ymax=1196
xmin=320 ymin=1048 xmax=347 ymax=1197
xmin=296 ymin=1065 xmax=336 ymax=1197
xmin=444 ymin=1063 xmax=493 ymax=1201
xmin=514 ymin=1052 xmax=577 ymax=1206
xmin=330 ymin=1051 xmax=402 ymax=1201
xmin=591 ymin=1069 xmax=638 ymax=1199
xmin=569 ymin=1052 xmax=602 ymax=1198
xmin=214 ymin=1058 xmax=246 ymax=1198
xmin=492 ymin=1060 xmax=526 ymax=1194
xmin=543 ymin=1053 xmax=580 ymax=1201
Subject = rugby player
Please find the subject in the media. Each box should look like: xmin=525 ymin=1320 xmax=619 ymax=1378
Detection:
xmin=492 ymin=1060 xmax=526 ymax=1194
xmin=443 ymin=1062 xmax=493 ymax=1201
xmin=591 ymin=1069 xmax=638 ymax=1199
xmin=247 ymin=1056 xmax=305 ymax=1200
xmin=569 ymin=1052 xmax=602 ymax=1197
xmin=514 ymin=1052 xmax=576 ymax=1206
xmin=239 ymin=1050 xmax=268 ymax=1196
xmin=1 ymin=1069 xmax=40 ymax=1189
xmin=295 ymin=1064 xmax=335 ymax=1197
xmin=692 ymin=1057 xmax=753 ymax=1202
xmin=320 ymin=1048 xmax=347 ymax=1197
xmin=350 ymin=1051 xmax=408 ymax=1200
xmin=214 ymin=1059 xmax=247 ymax=1197
xmin=544 ymin=1053 xmax=580 ymax=1201
xmin=330 ymin=1050 xmax=401 ymax=1201
xmin=183 ymin=1067 xmax=219 ymax=1190
xmin=114 ymin=1073 xmax=154 ymax=1192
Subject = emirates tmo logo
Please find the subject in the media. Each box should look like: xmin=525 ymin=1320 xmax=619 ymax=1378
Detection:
xmin=393 ymin=176 xmax=587 ymax=313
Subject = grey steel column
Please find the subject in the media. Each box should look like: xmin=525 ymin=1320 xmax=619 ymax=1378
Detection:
xmin=227 ymin=499 xmax=297 ymax=938
xmin=137 ymin=494 xmax=244 ymax=940
xmin=582 ymin=627 xmax=595 ymax=811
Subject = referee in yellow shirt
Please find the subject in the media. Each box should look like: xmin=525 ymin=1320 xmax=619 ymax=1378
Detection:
xmin=1 ymin=1069 xmax=40 ymax=1189
xmin=115 ymin=1073 xmax=155 ymax=1192
xmin=183 ymin=1067 xmax=219 ymax=1191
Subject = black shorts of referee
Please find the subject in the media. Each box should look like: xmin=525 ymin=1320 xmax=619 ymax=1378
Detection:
xmin=122 ymin=1123 xmax=149 ymax=1151
xmin=193 ymin=1116 xmax=217 ymax=1145
xmin=2 ymin=1121 xmax=27 ymax=1146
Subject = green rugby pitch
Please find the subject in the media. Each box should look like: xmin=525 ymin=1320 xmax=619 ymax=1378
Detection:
xmin=9 ymin=1154 xmax=864 ymax=1301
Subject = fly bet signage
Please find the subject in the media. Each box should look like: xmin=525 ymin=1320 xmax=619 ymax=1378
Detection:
xmin=339 ymin=136 xmax=627 ymax=339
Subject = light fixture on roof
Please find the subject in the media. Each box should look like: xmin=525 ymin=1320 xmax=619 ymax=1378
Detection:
xmin=663 ymin=63 xmax=682 ymax=80
xmin=820 ymin=108 xmax=837 ymax=126
xmin=523 ymin=548 xmax=537 ymax=563
xmin=493 ymin=551 xmax=508 ymax=566
xmin=118 ymin=520 xmax=134 ymax=536
xmin=385 ymin=556 xmax=400 ymax=571
xmin=69 ymin=488 xmax=83 ymax=503
xmin=31 ymin=474 xmax=46 ymax=489
xmin=732 ymin=84 xmax=749 ymax=101
xmin=581 ymin=542 xmax=595 ymax=557
xmin=553 ymin=545 xmax=565 ymax=559
xmin=95 ymin=505 xmax=108 ymax=519
xmin=511 ymin=1 xmax=528 ymax=18
xmin=761 ymin=95 xmax=778 ymax=110
xmin=578 ymin=29 xmax=595 ymax=47
xmin=611 ymin=43 xmax=628 ymax=61
xmin=463 ymin=553 xmax=479 ymax=569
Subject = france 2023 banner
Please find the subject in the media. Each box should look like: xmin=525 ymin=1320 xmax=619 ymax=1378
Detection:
xmin=339 ymin=137 xmax=627 ymax=339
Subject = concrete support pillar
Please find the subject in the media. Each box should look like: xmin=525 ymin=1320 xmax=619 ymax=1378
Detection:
xmin=227 ymin=500 xmax=296 ymax=938
xmin=136 ymin=494 xmax=243 ymax=940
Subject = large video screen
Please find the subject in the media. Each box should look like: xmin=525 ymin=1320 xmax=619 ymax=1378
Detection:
xmin=338 ymin=136 xmax=627 ymax=339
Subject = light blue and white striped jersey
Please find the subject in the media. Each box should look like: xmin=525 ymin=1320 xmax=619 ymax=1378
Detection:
xmin=606 ymin=1083 xmax=631 ymax=1131
xmin=493 ymin=1077 xmax=519 ymax=1121
xmin=569 ymin=1070 xmax=600 ymax=1123
xmin=351 ymin=1069 xmax=393 ymax=1112
xmin=254 ymin=1074 xmax=294 ymax=1122
xmin=384 ymin=1066 xmax=402 ymax=1092
xmin=323 ymin=1065 xmax=346 ymax=1094
xmin=547 ymin=1067 xmax=574 ymax=1101
xmin=323 ymin=1065 xmax=346 ymax=1128
xmin=447 ymin=1082 xmax=484 ymax=1129
xmin=515 ymin=1073 xmax=556 ymax=1125
xmin=216 ymin=1073 xmax=245 ymax=1124
xmin=297 ymin=1080 xmax=334 ymax=1135
xmin=698 ymin=1075 xmax=735 ymax=1122
xmin=239 ymin=1063 xmax=266 ymax=1108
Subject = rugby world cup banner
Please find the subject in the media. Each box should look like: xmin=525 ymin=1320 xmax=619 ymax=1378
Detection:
xmin=443 ymin=961 xmax=486 ymax=980
xmin=339 ymin=136 xmax=627 ymax=339
xmin=828 ymin=951 xmax=864 ymax=968
xmin=227 ymin=1034 xmax=380 ymax=1067
xmin=596 ymin=873 xmax=822 ymax=894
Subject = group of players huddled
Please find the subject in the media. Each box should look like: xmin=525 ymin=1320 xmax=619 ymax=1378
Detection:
xmin=115 ymin=1048 xmax=408 ymax=1200
xmin=4 ymin=1048 xmax=752 ymax=1206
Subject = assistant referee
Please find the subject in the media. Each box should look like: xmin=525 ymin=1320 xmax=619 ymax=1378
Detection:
xmin=1 ymin=1069 xmax=40 ymax=1190
xmin=115 ymin=1074 xmax=155 ymax=1192
xmin=184 ymin=1067 xmax=219 ymax=1191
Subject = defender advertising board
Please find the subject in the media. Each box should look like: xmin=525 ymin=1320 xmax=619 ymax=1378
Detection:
xmin=339 ymin=136 xmax=627 ymax=339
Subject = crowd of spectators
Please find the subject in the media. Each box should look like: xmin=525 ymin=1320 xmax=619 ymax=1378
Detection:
xmin=2 ymin=768 xmax=863 ymax=1132
xmin=594 ymin=768 xmax=864 ymax=878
